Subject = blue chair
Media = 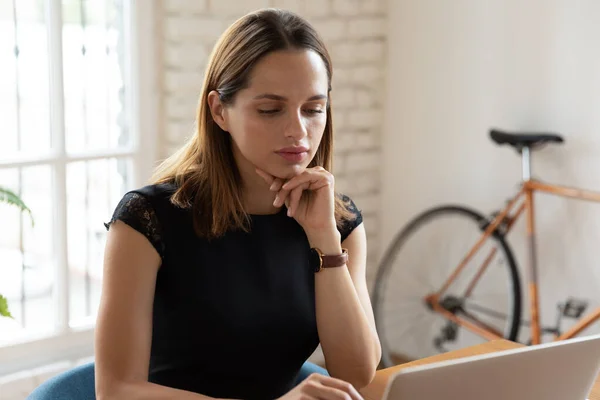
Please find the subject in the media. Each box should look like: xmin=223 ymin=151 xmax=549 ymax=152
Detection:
xmin=27 ymin=363 xmax=96 ymax=400
xmin=27 ymin=361 xmax=328 ymax=399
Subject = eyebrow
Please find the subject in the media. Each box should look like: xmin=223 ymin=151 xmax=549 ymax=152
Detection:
xmin=253 ymin=93 xmax=328 ymax=101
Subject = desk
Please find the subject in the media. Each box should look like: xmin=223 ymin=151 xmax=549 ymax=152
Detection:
xmin=360 ymin=340 xmax=600 ymax=400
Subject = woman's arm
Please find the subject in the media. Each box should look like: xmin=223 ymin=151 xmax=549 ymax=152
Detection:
xmin=255 ymin=167 xmax=381 ymax=389
xmin=94 ymin=221 xmax=220 ymax=400
xmin=308 ymin=223 xmax=382 ymax=390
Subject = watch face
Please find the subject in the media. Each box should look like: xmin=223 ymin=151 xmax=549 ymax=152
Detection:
xmin=309 ymin=248 xmax=322 ymax=272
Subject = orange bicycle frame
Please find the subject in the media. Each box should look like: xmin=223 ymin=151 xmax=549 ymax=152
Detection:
xmin=427 ymin=179 xmax=600 ymax=345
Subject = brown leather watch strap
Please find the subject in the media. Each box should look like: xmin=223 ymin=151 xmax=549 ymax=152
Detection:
xmin=313 ymin=248 xmax=349 ymax=272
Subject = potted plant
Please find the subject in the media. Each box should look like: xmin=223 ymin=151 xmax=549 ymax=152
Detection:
xmin=0 ymin=186 xmax=34 ymax=319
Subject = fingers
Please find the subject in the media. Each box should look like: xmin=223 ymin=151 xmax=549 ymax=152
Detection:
xmin=259 ymin=167 xmax=334 ymax=214
xmin=282 ymin=169 xmax=333 ymax=192
xmin=270 ymin=178 xmax=287 ymax=208
xmin=269 ymin=178 xmax=285 ymax=192
xmin=273 ymin=188 xmax=289 ymax=208
xmin=275 ymin=182 xmax=308 ymax=213
xmin=317 ymin=375 xmax=363 ymax=400
xmin=303 ymin=374 xmax=364 ymax=400
xmin=255 ymin=168 xmax=286 ymax=192
xmin=303 ymin=382 xmax=349 ymax=400
xmin=288 ymin=183 xmax=309 ymax=217
xmin=276 ymin=171 xmax=330 ymax=211
xmin=255 ymin=168 xmax=275 ymax=186
xmin=256 ymin=168 xmax=286 ymax=208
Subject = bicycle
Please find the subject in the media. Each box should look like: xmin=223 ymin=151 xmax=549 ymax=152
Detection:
xmin=373 ymin=129 xmax=600 ymax=368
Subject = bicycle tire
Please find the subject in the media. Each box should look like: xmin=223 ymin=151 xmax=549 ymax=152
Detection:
xmin=373 ymin=205 xmax=522 ymax=368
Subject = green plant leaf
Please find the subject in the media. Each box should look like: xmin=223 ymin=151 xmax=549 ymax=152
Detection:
xmin=0 ymin=294 xmax=13 ymax=319
xmin=0 ymin=186 xmax=34 ymax=227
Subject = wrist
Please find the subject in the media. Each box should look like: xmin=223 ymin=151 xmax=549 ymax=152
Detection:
xmin=306 ymin=229 xmax=342 ymax=254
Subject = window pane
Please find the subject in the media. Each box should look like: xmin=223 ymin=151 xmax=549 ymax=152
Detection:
xmin=67 ymin=157 xmax=132 ymax=325
xmin=0 ymin=165 xmax=54 ymax=345
xmin=0 ymin=0 xmax=51 ymax=159
xmin=63 ymin=0 xmax=130 ymax=154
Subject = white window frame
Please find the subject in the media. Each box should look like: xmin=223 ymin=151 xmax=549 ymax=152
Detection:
xmin=0 ymin=0 xmax=159 ymax=377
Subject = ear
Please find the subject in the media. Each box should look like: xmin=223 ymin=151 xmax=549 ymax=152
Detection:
xmin=207 ymin=90 xmax=229 ymax=132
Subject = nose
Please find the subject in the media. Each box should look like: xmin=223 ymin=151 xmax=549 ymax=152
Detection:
xmin=284 ymin=110 xmax=308 ymax=141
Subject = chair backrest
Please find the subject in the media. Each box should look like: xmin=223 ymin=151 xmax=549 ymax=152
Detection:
xmin=27 ymin=362 xmax=96 ymax=400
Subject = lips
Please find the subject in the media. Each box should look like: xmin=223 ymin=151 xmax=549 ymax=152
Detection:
xmin=277 ymin=146 xmax=309 ymax=153
xmin=276 ymin=146 xmax=309 ymax=163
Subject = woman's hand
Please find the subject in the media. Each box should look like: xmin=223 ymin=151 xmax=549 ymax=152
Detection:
xmin=256 ymin=167 xmax=340 ymax=244
xmin=278 ymin=373 xmax=364 ymax=400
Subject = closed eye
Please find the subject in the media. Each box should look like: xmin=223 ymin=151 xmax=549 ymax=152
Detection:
xmin=258 ymin=109 xmax=281 ymax=114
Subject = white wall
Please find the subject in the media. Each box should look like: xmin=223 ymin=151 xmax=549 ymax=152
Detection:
xmin=382 ymin=0 xmax=600 ymax=346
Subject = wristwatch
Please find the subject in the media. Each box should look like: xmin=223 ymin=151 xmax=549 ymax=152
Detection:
xmin=310 ymin=248 xmax=349 ymax=273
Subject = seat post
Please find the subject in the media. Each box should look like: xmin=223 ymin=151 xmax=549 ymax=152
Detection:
xmin=521 ymin=146 xmax=532 ymax=181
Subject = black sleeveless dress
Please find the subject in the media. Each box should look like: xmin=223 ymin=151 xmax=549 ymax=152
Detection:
xmin=105 ymin=182 xmax=363 ymax=399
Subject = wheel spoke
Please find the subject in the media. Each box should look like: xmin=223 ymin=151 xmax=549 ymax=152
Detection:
xmin=373 ymin=206 xmax=521 ymax=364
xmin=463 ymin=304 xmax=508 ymax=321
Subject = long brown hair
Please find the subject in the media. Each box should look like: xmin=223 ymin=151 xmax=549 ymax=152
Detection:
xmin=151 ymin=8 xmax=355 ymax=239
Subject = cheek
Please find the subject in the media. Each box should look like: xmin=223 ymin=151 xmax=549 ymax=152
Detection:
xmin=307 ymin=116 xmax=327 ymax=144
xmin=230 ymin=114 xmax=274 ymax=155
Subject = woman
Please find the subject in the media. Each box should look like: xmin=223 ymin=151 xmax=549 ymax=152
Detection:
xmin=95 ymin=8 xmax=381 ymax=400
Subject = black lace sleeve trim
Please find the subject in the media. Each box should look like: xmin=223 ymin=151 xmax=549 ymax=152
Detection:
xmin=338 ymin=194 xmax=364 ymax=243
xmin=104 ymin=192 xmax=165 ymax=259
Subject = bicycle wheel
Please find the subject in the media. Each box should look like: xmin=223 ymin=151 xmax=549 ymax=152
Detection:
xmin=373 ymin=206 xmax=521 ymax=368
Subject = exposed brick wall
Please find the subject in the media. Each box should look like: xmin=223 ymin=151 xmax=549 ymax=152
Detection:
xmin=160 ymin=0 xmax=387 ymax=280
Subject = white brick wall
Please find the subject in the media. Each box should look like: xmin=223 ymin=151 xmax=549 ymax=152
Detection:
xmin=164 ymin=0 xmax=208 ymax=14
xmin=159 ymin=0 xmax=386 ymax=368
xmin=210 ymin=0 xmax=271 ymax=16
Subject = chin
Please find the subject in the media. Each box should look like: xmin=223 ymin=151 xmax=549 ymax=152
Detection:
xmin=266 ymin=163 xmax=307 ymax=180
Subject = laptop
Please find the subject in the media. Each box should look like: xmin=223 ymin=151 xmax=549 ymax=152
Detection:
xmin=382 ymin=334 xmax=600 ymax=400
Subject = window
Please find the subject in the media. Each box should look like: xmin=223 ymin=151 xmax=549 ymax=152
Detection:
xmin=0 ymin=0 xmax=157 ymax=375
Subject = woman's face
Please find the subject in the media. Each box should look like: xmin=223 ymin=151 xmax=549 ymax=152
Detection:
xmin=213 ymin=49 xmax=329 ymax=181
